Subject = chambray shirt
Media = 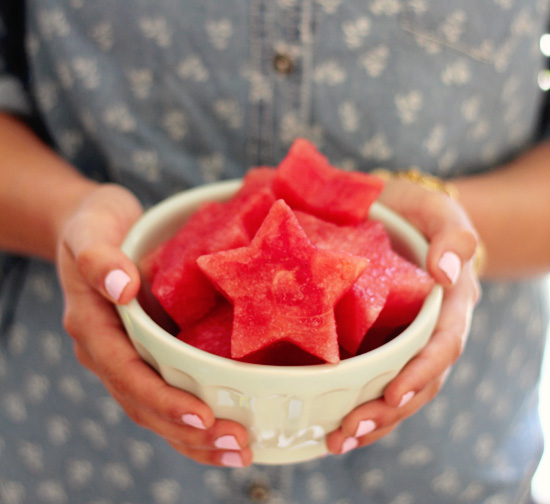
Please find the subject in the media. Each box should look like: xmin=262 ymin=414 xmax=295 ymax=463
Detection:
xmin=1 ymin=1 xmax=549 ymax=503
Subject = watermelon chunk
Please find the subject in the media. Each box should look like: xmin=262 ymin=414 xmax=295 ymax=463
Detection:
xmin=295 ymin=211 xmax=392 ymax=355
xmin=149 ymin=194 xmax=272 ymax=328
xmin=197 ymin=200 xmax=368 ymax=364
xmin=177 ymin=300 xmax=233 ymax=358
xmin=273 ymin=139 xmax=385 ymax=225
xmin=375 ymin=250 xmax=435 ymax=327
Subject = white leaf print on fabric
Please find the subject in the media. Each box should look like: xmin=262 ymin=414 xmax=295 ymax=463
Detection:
xmin=139 ymin=17 xmax=173 ymax=48
xmin=441 ymin=59 xmax=472 ymax=86
xmin=398 ymin=443 xmax=435 ymax=466
xmin=244 ymin=69 xmax=273 ymax=103
xmin=395 ymin=90 xmax=423 ymax=124
xmin=389 ymin=493 xmax=415 ymax=504
xmin=126 ymin=439 xmax=155 ymax=469
xmin=150 ymin=478 xmax=182 ymax=504
xmin=360 ymin=132 xmax=393 ymax=161
xmin=450 ymin=411 xmax=473 ymax=441
xmin=36 ymin=80 xmax=58 ymax=112
xmin=0 ymin=480 xmax=26 ymax=504
xmin=423 ymin=396 xmax=449 ymax=428
xmin=90 ymin=22 xmax=114 ymax=52
xmin=280 ymin=112 xmax=324 ymax=147
xmin=127 ymin=68 xmax=154 ymax=99
xmin=102 ymin=463 xmax=134 ymax=490
xmin=316 ymin=0 xmax=343 ymax=15
xmin=430 ymin=468 xmax=461 ymax=496
xmin=200 ymin=153 xmax=225 ymax=183
xmin=47 ymin=416 xmax=71 ymax=446
xmin=72 ymin=57 xmax=100 ymax=90
xmin=79 ymin=419 xmax=107 ymax=450
xmin=423 ymin=124 xmax=446 ymax=156
xmin=66 ymin=459 xmax=94 ymax=488
xmin=17 ymin=441 xmax=44 ymax=473
xmin=3 ymin=394 xmax=26 ymax=423
xmin=338 ymin=101 xmax=360 ymax=132
xmin=103 ymin=104 xmax=137 ymax=132
xmin=439 ymin=10 xmax=466 ymax=44
xmin=370 ymin=0 xmax=401 ymax=16
xmin=360 ymin=45 xmax=389 ymax=77
xmin=306 ymin=472 xmax=329 ymax=501
xmin=24 ymin=374 xmax=50 ymax=404
xmin=162 ymin=110 xmax=188 ymax=141
xmin=461 ymin=95 xmax=482 ymax=122
xmin=58 ymin=375 xmax=86 ymax=404
xmin=132 ymin=150 xmax=161 ymax=182
xmin=205 ymin=19 xmax=233 ymax=50
xmin=342 ymin=17 xmax=371 ymax=49
xmin=314 ymin=60 xmax=347 ymax=85
xmin=360 ymin=469 xmax=385 ymax=491
xmin=36 ymin=480 xmax=68 ymax=504
xmin=177 ymin=56 xmax=210 ymax=82
xmin=37 ymin=8 xmax=70 ymax=39
xmin=214 ymin=100 xmax=242 ymax=129
xmin=56 ymin=62 xmax=74 ymax=89
xmin=59 ymin=130 xmax=84 ymax=158
xmin=473 ymin=433 xmax=495 ymax=462
xmin=7 ymin=324 xmax=28 ymax=355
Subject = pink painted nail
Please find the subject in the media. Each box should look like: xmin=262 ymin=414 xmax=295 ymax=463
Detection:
xmin=182 ymin=413 xmax=206 ymax=429
xmin=221 ymin=451 xmax=244 ymax=467
xmin=105 ymin=269 xmax=131 ymax=302
xmin=438 ymin=251 xmax=461 ymax=285
xmin=341 ymin=437 xmax=358 ymax=454
xmin=399 ymin=391 xmax=415 ymax=408
xmin=214 ymin=435 xmax=241 ymax=450
xmin=355 ymin=419 xmax=377 ymax=438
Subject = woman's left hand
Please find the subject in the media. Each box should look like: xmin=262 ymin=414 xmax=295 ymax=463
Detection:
xmin=325 ymin=176 xmax=481 ymax=454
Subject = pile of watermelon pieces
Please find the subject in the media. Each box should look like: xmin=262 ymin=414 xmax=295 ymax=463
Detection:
xmin=143 ymin=139 xmax=435 ymax=366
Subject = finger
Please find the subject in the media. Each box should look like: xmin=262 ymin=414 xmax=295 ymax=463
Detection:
xmin=379 ymin=179 xmax=478 ymax=286
xmin=325 ymin=381 xmax=439 ymax=455
xmin=66 ymin=299 xmax=217 ymax=429
xmin=61 ymin=184 xmax=143 ymax=304
xmin=383 ymin=265 xmax=478 ymax=408
xmin=166 ymin=440 xmax=254 ymax=467
xmin=326 ymin=421 xmax=398 ymax=455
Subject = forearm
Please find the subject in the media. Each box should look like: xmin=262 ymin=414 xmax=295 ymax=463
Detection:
xmin=0 ymin=113 xmax=98 ymax=261
xmin=453 ymin=141 xmax=550 ymax=279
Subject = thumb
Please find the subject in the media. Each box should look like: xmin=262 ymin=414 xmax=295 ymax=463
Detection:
xmin=60 ymin=184 xmax=143 ymax=304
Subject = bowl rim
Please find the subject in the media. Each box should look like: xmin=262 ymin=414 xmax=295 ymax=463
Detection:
xmin=118 ymin=179 xmax=443 ymax=378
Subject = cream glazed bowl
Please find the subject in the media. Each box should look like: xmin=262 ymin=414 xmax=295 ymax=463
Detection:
xmin=116 ymin=179 xmax=443 ymax=465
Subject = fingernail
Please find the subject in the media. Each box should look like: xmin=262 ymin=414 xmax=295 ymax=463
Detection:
xmin=399 ymin=391 xmax=415 ymax=408
xmin=438 ymin=251 xmax=461 ymax=285
xmin=182 ymin=413 xmax=206 ymax=429
xmin=214 ymin=435 xmax=241 ymax=450
xmin=341 ymin=437 xmax=358 ymax=454
xmin=221 ymin=451 xmax=244 ymax=467
xmin=355 ymin=419 xmax=377 ymax=438
xmin=105 ymin=269 xmax=131 ymax=302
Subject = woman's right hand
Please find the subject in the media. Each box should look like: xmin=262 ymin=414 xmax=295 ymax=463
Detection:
xmin=57 ymin=183 xmax=252 ymax=467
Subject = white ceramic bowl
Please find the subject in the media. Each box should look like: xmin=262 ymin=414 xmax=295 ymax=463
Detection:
xmin=116 ymin=179 xmax=443 ymax=465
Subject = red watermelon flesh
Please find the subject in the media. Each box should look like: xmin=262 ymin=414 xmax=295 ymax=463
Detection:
xmin=375 ymin=250 xmax=435 ymax=327
xmin=227 ymin=187 xmax=276 ymax=239
xmin=273 ymin=139 xmax=385 ymax=225
xmin=295 ymin=211 xmax=392 ymax=355
xmin=197 ymin=200 xmax=369 ymax=364
xmin=236 ymin=167 xmax=276 ymax=197
xmin=150 ymin=201 xmax=252 ymax=327
xmin=177 ymin=300 xmax=233 ymax=358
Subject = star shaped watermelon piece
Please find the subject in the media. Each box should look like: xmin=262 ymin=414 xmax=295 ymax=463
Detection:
xmin=197 ymin=200 xmax=369 ymax=364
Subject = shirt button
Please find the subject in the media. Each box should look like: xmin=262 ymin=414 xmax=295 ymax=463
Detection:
xmin=273 ymin=52 xmax=294 ymax=75
xmin=247 ymin=482 xmax=271 ymax=502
